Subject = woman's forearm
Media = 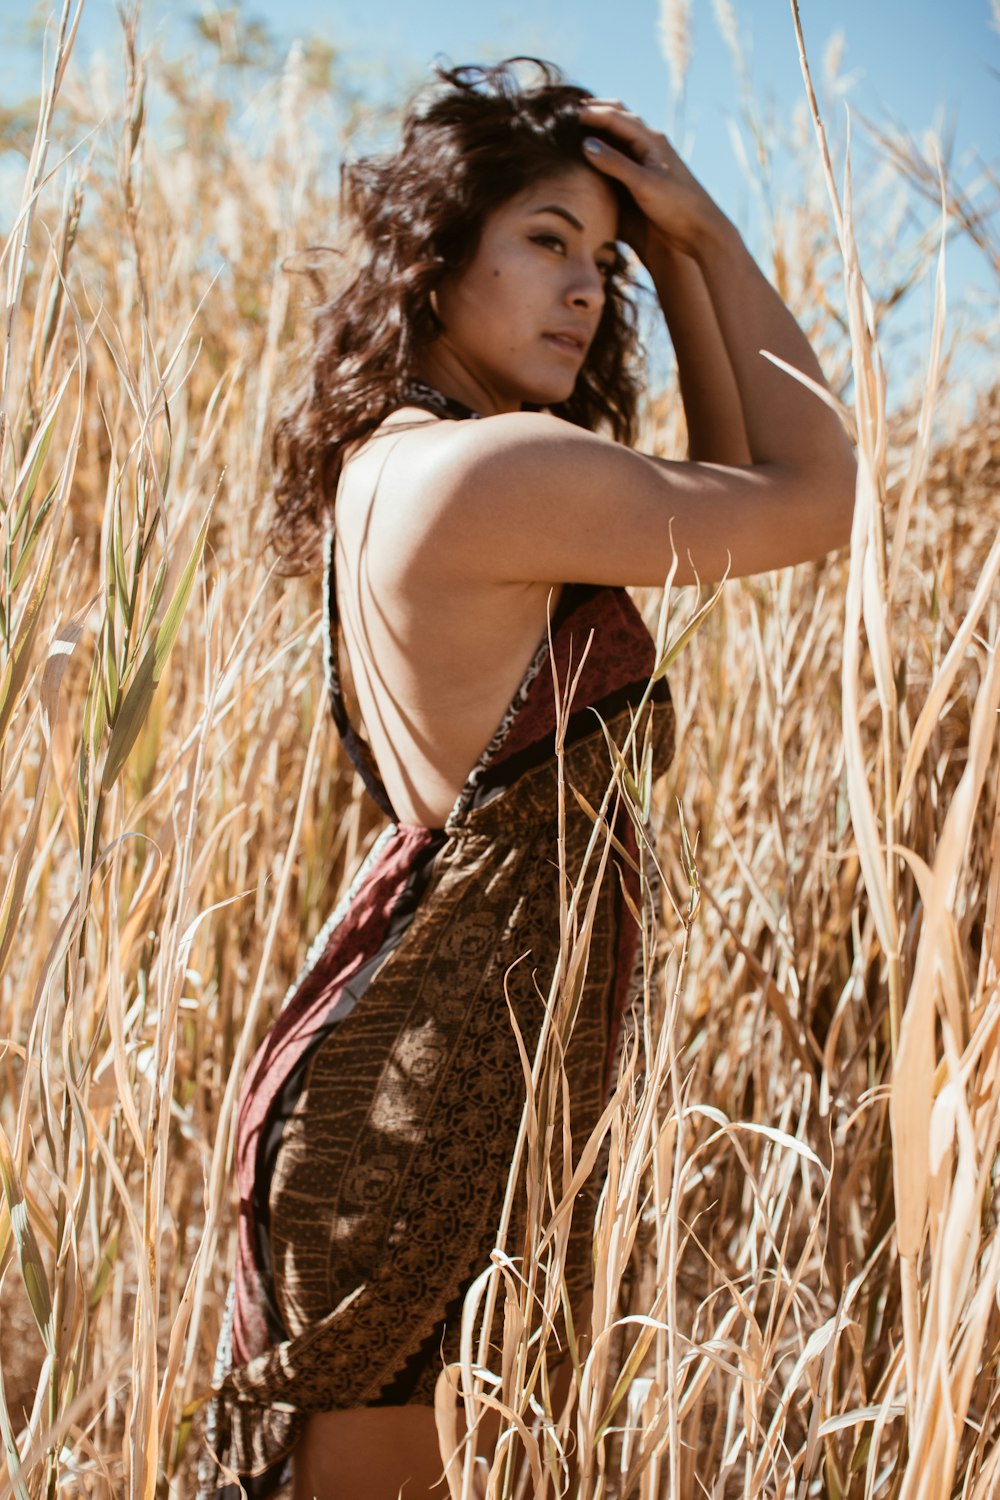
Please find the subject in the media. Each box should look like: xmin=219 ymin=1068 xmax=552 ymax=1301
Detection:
xmin=575 ymin=102 xmax=852 ymax=485
xmin=645 ymin=238 xmax=752 ymax=466
xmin=691 ymin=209 xmax=854 ymax=481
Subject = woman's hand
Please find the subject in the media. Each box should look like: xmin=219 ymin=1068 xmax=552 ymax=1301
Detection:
xmin=577 ymin=100 xmax=727 ymax=265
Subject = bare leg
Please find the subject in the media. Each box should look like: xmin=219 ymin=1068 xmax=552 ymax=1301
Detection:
xmin=292 ymin=1293 xmax=593 ymax=1500
xmin=293 ymin=1403 xmax=501 ymax=1500
xmin=293 ymin=1406 xmax=443 ymax=1500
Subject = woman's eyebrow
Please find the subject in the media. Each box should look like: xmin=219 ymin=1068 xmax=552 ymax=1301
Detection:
xmin=529 ymin=203 xmax=617 ymax=251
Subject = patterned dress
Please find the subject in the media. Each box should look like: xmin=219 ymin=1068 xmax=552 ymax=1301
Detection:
xmin=197 ymin=385 xmax=675 ymax=1497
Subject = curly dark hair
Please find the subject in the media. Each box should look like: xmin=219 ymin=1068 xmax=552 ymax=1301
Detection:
xmin=267 ymin=57 xmax=644 ymax=575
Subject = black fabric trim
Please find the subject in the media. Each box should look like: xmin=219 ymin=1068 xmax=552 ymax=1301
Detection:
xmin=399 ymin=378 xmax=484 ymax=422
xmin=368 ymin=1263 xmax=475 ymax=1406
xmin=469 ymin=675 xmax=671 ymax=812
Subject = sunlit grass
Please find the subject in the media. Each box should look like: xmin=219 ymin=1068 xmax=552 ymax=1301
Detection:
xmin=0 ymin=2 xmax=997 ymax=1496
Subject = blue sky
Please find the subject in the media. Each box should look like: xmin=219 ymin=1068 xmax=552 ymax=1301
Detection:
xmin=5 ymin=1 xmax=998 ymax=407
xmin=16 ymin=0 xmax=991 ymax=196
xmin=17 ymin=2 xmax=994 ymax=177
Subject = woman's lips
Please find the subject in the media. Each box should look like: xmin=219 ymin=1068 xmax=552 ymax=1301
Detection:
xmin=543 ymin=332 xmax=586 ymax=357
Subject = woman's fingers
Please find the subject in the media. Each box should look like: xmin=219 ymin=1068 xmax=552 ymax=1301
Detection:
xmin=578 ymin=100 xmax=670 ymax=165
xmin=579 ymin=101 xmax=673 ymax=194
xmin=578 ymin=100 xmax=722 ymax=259
xmin=581 ymin=134 xmax=649 ymax=187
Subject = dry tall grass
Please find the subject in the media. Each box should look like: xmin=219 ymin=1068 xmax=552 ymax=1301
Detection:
xmin=0 ymin=2 xmax=998 ymax=1497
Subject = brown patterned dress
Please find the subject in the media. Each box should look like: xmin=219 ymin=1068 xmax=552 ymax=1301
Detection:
xmin=197 ymin=386 xmax=675 ymax=1497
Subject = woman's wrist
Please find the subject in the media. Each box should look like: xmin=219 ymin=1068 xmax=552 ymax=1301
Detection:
xmin=686 ymin=206 xmax=741 ymax=271
xmin=636 ymin=207 xmax=739 ymax=279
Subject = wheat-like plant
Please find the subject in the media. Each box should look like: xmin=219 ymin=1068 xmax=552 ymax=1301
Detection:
xmin=0 ymin=3 xmax=997 ymax=1497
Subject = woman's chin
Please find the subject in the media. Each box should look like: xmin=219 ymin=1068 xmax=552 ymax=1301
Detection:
xmin=517 ymin=376 xmax=579 ymax=409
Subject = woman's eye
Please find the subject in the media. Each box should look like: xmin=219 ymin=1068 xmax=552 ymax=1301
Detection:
xmin=531 ymin=234 xmax=565 ymax=253
xmin=530 ymin=235 xmax=617 ymax=282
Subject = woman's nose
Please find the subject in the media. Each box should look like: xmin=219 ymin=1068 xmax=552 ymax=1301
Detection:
xmin=566 ymin=262 xmax=605 ymax=310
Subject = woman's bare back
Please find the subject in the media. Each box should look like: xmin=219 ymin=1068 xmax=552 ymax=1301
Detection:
xmin=333 ymin=408 xmax=563 ymax=827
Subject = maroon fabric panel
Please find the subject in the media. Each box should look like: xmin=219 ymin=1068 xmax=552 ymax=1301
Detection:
xmin=233 ymin=1210 xmax=272 ymax=1363
xmin=491 ymin=588 xmax=658 ymax=775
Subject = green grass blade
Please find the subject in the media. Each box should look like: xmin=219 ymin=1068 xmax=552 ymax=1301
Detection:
xmin=101 ymin=506 xmax=210 ymax=790
xmin=0 ymin=530 xmax=55 ymax=750
xmin=0 ymin=1128 xmax=55 ymax=1361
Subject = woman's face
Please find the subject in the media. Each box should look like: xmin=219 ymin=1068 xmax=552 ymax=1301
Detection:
xmin=419 ymin=164 xmax=621 ymax=416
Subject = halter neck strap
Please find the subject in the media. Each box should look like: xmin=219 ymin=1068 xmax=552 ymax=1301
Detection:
xmin=399 ymin=378 xmax=484 ymax=422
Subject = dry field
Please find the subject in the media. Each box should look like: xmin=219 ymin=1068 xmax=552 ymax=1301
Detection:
xmin=1 ymin=2 xmax=998 ymax=1496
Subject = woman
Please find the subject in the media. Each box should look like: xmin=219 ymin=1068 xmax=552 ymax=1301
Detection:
xmin=197 ymin=58 xmax=855 ymax=1500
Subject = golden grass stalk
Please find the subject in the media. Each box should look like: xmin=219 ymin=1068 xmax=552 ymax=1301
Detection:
xmin=0 ymin=2 xmax=998 ymax=1496
xmin=657 ymin=0 xmax=692 ymax=128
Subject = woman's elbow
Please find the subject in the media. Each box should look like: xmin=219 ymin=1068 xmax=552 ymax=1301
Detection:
xmin=824 ymin=447 xmax=858 ymax=552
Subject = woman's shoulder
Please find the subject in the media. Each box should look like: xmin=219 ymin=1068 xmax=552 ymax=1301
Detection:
xmin=415 ymin=408 xmax=614 ymax=503
xmin=438 ymin=407 xmax=599 ymax=454
xmin=339 ymin=407 xmax=641 ymax=590
xmin=346 ymin=407 xmax=601 ymax=520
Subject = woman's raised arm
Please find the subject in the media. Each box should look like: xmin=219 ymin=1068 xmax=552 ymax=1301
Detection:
xmin=577 ymin=102 xmax=855 ymax=496
xmin=645 ymin=239 xmax=753 ymax=468
xmin=413 ymin=397 xmax=853 ymax=590
xmin=407 ymin=105 xmax=855 ymax=590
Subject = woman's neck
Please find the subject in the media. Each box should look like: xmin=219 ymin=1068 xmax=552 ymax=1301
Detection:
xmin=400 ymin=377 xmax=483 ymax=421
xmin=412 ymin=345 xmax=524 ymax=417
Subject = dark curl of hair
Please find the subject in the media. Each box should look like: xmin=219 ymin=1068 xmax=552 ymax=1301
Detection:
xmin=268 ymin=57 xmax=643 ymax=575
